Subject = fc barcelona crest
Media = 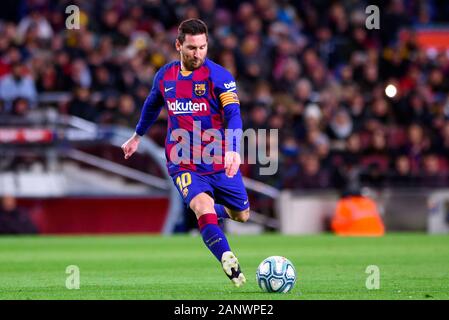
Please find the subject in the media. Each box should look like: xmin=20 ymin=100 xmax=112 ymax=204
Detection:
xmin=194 ymin=83 xmax=206 ymax=96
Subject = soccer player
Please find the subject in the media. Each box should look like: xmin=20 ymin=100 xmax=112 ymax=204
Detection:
xmin=121 ymin=19 xmax=249 ymax=287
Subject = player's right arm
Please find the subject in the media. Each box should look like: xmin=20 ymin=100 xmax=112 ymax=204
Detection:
xmin=121 ymin=68 xmax=165 ymax=159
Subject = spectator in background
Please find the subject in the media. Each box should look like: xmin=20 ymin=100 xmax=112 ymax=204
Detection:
xmin=36 ymin=62 xmax=62 ymax=92
xmin=96 ymin=93 xmax=119 ymax=125
xmin=91 ymin=65 xmax=116 ymax=93
xmin=0 ymin=62 xmax=37 ymax=111
xmin=237 ymin=34 xmax=270 ymax=83
xmin=274 ymin=57 xmax=302 ymax=93
xmin=388 ymin=154 xmax=417 ymax=187
xmin=114 ymin=94 xmax=140 ymax=128
xmin=293 ymin=152 xmax=331 ymax=189
xmin=435 ymin=120 xmax=449 ymax=158
xmin=401 ymin=123 xmax=431 ymax=174
xmin=347 ymin=93 xmax=367 ymax=132
xmin=420 ymin=153 xmax=448 ymax=187
xmin=293 ymin=78 xmax=313 ymax=106
xmin=342 ymin=133 xmax=363 ymax=165
xmin=11 ymin=97 xmax=30 ymax=117
xmin=0 ymin=39 xmax=18 ymax=78
xmin=69 ymin=59 xmax=92 ymax=89
xmin=332 ymin=132 xmax=364 ymax=190
xmin=363 ymin=129 xmax=390 ymax=172
xmin=51 ymin=50 xmax=72 ymax=91
xmin=407 ymin=93 xmax=433 ymax=126
xmin=0 ymin=195 xmax=38 ymax=234
xmin=68 ymin=86 xmax=97 ymax=121
xmin=365 ymin=97 xmax=393 ymax=131
xmin=306 ymin=127 xmax=331 ymax=167
xmin=16 ymin=7 xmax=53 ymax=43
xmin=326 ymin=108 xmax=353 ymax=142
xmin=360 ymin=162 xmax=386 ymax=189
xmin=303 ymin=103 xmax=322 ymax=131
xmin=246 ymin=104 xmax=269 ymax=129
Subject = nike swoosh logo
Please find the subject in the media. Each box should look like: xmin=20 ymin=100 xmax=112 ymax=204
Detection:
xmin=244 ymin=200 xmax=248 ymax=205
xmin=165 ymin=87 xmax=174 ymax=92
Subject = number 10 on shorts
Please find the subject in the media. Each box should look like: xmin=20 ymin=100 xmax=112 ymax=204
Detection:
xmin=176 ymin=172 xmax=192 ymax=192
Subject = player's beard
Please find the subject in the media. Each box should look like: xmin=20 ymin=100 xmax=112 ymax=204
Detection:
xmin=183 ymin=56 xmax=205 ymax=71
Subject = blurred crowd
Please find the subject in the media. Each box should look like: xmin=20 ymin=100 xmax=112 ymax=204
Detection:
xmin=0 ymin=195 xmax=37 ymax=234
xmin=1 ymin=0 xmax=449 ymax=190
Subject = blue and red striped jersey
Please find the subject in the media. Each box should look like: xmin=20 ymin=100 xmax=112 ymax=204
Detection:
xmin=136 ymin=58 xmax=242 ymax=176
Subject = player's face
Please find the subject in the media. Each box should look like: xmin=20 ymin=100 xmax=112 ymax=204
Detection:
xmin=176 ymin=34 xmax=208 ymax=70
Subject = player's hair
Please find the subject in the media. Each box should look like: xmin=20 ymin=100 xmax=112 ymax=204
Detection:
xmin=177 ymin=19 xmax=208 ymax=44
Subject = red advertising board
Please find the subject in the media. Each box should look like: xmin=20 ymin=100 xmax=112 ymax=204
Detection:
xmin=0 ymin=128 xmax=53 ymax=143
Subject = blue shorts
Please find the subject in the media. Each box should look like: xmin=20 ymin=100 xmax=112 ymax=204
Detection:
xmin=171 ymin=170 xmax=250 ymax=212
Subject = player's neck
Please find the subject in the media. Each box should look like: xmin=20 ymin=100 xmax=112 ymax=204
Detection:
xmin=180 ymin=62 xmax=193 ymax=77
xmin=180 ymin=61 xmax=193 ymax=72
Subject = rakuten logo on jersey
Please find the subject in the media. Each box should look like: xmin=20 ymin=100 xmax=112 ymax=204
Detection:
xmin=167 ymin=100 xmax=208 ymax=114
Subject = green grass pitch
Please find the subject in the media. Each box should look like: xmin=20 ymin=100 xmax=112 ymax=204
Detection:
xmin=0 ymin=233 xmax=448 ymax=300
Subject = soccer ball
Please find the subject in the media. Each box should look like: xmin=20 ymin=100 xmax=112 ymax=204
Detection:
xmin=256 ymin=256 xmax=296 ymax=293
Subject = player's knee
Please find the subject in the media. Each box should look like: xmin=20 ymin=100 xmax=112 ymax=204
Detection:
xmin=191 ymin=202 xmax=211 ymax=216
xmin=190 ymin=194 xmax=214 ymax=216
xmin=235 ymin=208 xmax=250 ymax=223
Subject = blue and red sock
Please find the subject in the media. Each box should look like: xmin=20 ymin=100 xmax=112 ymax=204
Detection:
xmin=214 ymin=204 xmax=229 ymax=220
xmin=198 ymin=213 xmax=231 ymax=262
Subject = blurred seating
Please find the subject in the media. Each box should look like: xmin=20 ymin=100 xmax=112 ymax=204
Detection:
xmin=1 ymin=0 xmax=448 ymax=191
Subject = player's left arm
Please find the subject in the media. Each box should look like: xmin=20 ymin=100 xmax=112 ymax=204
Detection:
xmin=215 ymin=71 xmax=243 ymax=178
xmin=222 ymin=100 xmax=242 ymax=178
